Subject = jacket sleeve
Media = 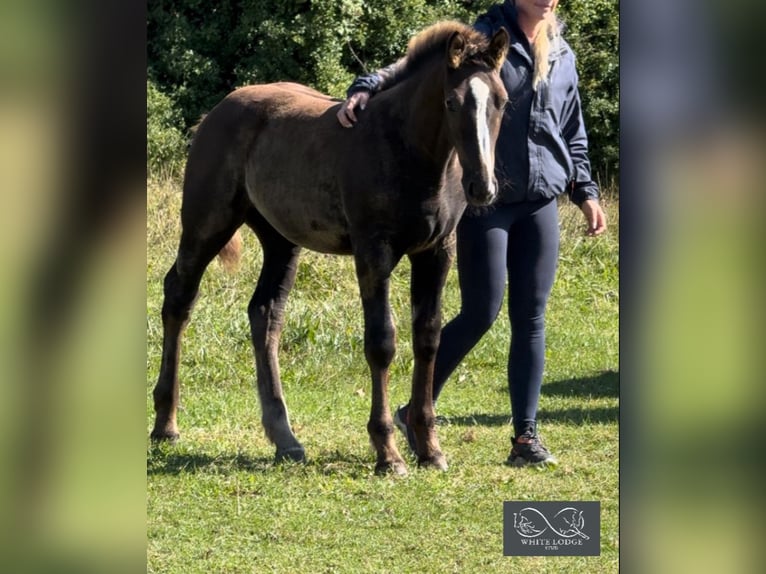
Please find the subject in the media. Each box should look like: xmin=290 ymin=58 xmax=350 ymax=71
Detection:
xmin=346 ymin=57 xmax=407 ymax=98
xmin=561 ymin=67 xmax=600 ymax=206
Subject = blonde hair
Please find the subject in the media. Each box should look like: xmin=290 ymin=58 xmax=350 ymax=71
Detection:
xmin=531 ymin=11 xmax=561 ymax=89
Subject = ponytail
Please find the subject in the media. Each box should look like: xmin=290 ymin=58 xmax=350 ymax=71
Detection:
xmin=531 ymin=12 xmax=561 ymax=89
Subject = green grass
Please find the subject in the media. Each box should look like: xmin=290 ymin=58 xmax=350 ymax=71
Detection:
xmin=147 ymin=179 xmax=619 ymax=573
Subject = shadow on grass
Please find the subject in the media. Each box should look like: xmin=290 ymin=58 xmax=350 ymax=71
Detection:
xmin=147 ymin=446 xmax=374 ymax=477
xmin=444 ymin=370 xmax=618 ymax=427
xmin=536 ymin=405 xmax=618 ymax=425
xmin=446 ymin=413 xmax=512 ymax=427
xmin=445 ymin=406 xmax=617 ymax=427
xmin=147 ymin=449 xmax=274 ymax=476
xmin=542 ymin=369 xmax=619 ymax=398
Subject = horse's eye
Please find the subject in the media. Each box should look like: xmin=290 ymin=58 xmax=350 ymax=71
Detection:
xmin=445 ymin=97 xmax=459 ymax=112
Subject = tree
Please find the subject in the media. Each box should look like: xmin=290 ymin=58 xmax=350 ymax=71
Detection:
xmin=147 ymin=0 xmax=618 ymax=184
xmin=557 ymin=0 xmax=619 ymax=187
xmin=147 ymin=79 xmax=186 ymax=178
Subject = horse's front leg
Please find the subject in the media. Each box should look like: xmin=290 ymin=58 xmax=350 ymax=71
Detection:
xmin=354 ymin=244 xmax=407 ymax=476
xmin=407 ymin=239 xmax=454 ymax=470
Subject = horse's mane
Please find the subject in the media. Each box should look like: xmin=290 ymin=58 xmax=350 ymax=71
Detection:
xmin=403 ymin=21 xmax=491 ymax=71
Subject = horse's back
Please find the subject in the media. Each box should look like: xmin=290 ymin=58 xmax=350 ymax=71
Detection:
xmin=203 ymin=84 xmax=353 ymax=254
xmin=261 ymin=82 xmax=339 ymax=103
xmin=223 ymin=83 xmax=340 ymax=121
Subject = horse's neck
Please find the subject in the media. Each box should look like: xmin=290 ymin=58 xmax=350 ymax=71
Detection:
xmin=388 ymin=68 xmax=452 ymax=168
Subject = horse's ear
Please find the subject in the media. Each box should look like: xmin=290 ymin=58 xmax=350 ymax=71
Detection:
xmin=488 ymin=28 xmax=510 ymax=71
xmin=447 ymin=31 xmax=467 ymax=69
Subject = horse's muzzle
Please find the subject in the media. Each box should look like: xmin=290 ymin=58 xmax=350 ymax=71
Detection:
xmin=464 ymin=176 xmax=497 ymax=207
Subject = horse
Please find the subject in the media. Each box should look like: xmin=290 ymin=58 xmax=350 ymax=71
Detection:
xmin=151 ymin=21 xmax=509 ymax=476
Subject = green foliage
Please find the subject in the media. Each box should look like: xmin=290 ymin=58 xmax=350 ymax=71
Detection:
xmin=147 ymin=79 xmax=187 ymax=179
xmin=558 ymin=0 xmax=619 ymax=186
xmin=147 ymin=0 xmax=618 ymax=184
xmin=148 ymin=0 xmax=244 ymax=128
xmin=339 ymin=0 xmax=476 ymax=74
xmin=146 ymin=1 xmax=475 ymax=125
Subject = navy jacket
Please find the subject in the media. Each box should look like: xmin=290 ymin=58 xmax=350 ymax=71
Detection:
xmin=347 ymin=2 xmax=600 ymax=206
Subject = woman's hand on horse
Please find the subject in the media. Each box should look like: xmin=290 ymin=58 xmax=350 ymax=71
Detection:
xmin=337 ymin=91 xmax=370 ymax=128
xmin=580 ymin=199 xmax=607 ymax=236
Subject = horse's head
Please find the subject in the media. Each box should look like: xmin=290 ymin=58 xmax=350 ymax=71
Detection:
xmin=443 ymin=27 xmax=509 ymax=207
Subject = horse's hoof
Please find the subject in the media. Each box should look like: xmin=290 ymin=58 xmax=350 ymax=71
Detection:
xmin=418 ymin=453 xmax=448 ymax=471
xmin=150 ymin=429 xmax=180 ymax=444
xmin=275 ymin=446 xmax=306 ymax=463
xmin=375 ymin=460 xmax=409 ymax=477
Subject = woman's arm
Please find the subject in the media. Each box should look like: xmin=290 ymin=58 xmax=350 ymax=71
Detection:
xmin=561 ymin=74 xmax=600 ymax=206
xmin=561 ymin=67 xmax=607 ymax=235
xmin=337 ymin=58 xmax=407 ymax=127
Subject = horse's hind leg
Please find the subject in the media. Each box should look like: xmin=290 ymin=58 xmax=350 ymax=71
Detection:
xmin=151 ymin=224 xmax=242 ymax=440
xmin=246 ymin=210 xmax=305 ymax=463
xmin=151 ymin=178 xmax=246 ymax=441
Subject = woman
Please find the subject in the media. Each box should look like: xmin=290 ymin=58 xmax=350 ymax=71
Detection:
xmin=337 ymin=0 xmax=607 ymax=466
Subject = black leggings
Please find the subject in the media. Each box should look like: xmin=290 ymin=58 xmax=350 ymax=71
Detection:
xmin=433 ymin=198 xmax=560 ymax=437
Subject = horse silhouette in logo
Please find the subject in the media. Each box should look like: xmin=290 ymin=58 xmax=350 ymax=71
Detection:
xmin=513 ymin=507 xmax=590 ymax=540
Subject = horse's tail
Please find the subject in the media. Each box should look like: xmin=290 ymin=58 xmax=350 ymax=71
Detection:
xmin=217 ymin=230 xmax=242 ymax=273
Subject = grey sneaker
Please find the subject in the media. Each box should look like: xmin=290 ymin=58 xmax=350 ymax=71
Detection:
xmin=506 ymin=434 xmax=558 ymax=467
xmin=393 ymin=404 xmax=417 ymax=453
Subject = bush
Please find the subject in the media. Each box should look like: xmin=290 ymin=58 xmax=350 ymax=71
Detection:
xmin=147 ymin=80 xmax=186 ymax=179
xmin=558 ymin=0 xmax=619 ymax=186
xmin=146 ymin=1 xmax=471 ymax=124
xmin=147 ymin=0 xmax=618 ymax=185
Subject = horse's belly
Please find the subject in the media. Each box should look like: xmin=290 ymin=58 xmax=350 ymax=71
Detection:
xmin=402 ymin=213 xmax=461 ymax=253
xmin=391 ymin=192 xmax=465 ymax=254
xmin=247 ymin=172 xmax=352 ymax=255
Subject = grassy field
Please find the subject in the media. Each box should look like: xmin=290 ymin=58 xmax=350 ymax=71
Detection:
xmin=147 ymin=179 xmax=619 ymax=573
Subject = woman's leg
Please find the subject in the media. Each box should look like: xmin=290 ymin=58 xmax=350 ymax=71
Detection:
xmin=506 ymin=199 xmax=560 ymax=437
xmin=431 ymin=209 xmax=511 ymax=402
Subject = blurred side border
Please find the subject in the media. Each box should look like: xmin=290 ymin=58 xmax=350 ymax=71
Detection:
xmin=621 ymin=1 xmax=765 ymax=573
xmin=0 ymin=1 xmax=147 ymax=572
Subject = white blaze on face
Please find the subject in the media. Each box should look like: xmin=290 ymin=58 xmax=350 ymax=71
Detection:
xmin=468 ymin=77 xmax=493 ymax=185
